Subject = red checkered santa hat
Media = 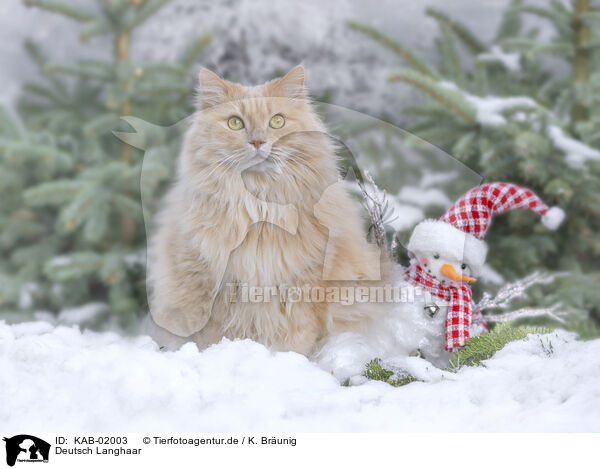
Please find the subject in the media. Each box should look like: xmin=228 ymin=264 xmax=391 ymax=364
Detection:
xmin=407 ymin=182 xmax=565 ymax=271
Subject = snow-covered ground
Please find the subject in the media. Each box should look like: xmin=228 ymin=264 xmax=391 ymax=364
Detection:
xmin=1 ymin=320 xmax=599 ymax=432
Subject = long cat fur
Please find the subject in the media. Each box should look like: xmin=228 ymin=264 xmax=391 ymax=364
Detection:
xmin=146 ymin=65 xmax=389 ymax=355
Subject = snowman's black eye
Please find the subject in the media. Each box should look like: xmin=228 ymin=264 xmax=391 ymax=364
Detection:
xmin=433 ymin=254 xmax=440 ymax=259
xmin=461 ymin=263 xmax=467 ymax=270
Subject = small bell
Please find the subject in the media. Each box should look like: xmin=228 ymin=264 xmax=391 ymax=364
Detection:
xmin=424 ymin=304 xmax=439 ymax=318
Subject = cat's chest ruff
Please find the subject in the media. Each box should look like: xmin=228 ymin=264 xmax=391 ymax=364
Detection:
xmin=241 ymin=196 xmax=298 ymax=233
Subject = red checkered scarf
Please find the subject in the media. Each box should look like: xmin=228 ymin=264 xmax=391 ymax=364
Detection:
xmin=404 ymin=264 xmax=474 ymax=351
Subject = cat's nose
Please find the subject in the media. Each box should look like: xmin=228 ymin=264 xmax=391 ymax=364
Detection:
xmin=249 ymin=139 xmax=265 ymax=149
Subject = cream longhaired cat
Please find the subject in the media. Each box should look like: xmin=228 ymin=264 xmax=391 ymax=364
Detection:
xmin=146 ymin=65 xmax=388 ymax=355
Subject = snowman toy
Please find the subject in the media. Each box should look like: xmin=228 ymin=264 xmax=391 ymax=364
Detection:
xmin=385 ymin=182 xmax=565 ymax=367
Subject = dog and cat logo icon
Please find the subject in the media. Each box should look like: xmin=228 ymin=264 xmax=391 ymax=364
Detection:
xmin=2 ymin=435 xmax=50 ymax=466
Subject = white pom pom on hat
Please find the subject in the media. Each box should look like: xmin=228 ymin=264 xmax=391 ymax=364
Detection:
xmin=541 ymin=206 xmax=566 ymax=230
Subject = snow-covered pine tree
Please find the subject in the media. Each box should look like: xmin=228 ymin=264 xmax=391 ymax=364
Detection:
xmin=0 ymin=0 xmax=210 ymax=328
xmin=348 ymin=0 xmax=600 ymax=333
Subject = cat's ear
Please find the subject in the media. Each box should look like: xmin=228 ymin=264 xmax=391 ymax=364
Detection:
xmin=270 ymin=64 xmax=306 ymax=99
xmin=196 ymin=68 xmax=229 ymax=109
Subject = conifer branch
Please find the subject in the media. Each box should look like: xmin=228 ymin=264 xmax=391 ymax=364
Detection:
xmin=23 ymin=40 xmax=48 ymax=69
xmin=83 ymin=114 xmax=121 ymax=137
xmin=79 ymin=19 xmax=112 ymax=42
xmin=115 ymin=31 xmax=132 ymax=165
xmin=438 ymin=22 xmax=467 ymax=87
xmin=515 ymin=3 xmax=572 ymax=37
xmin=447 ymin=324 xmax=553 ymax=370
xmin=180 ymin=34 xmax=212 ymax=70
xmin=44 ymin=252 xmax=103 ymax=281
xmin=388 ymin=70 xmax=476 ymax=124
xmin=500 ymin=37 xmax=542 ymax=51
xmin=0 ymin=108 xmax=24 ymax=138
xmin=581 ymin=11 xmax=600 ymax=25
xmin=346 ymin=20 xmax=439 ymax=78
xmin=495 ymin=0 xmax=524 ymax=41
xmin=3 ymin=0 xmax=208 ymax=320
xmin=43 ymin=64 xmax=112 ymax=81
xmin=527 ymin=41 xmax=574 ymax=58
xmin=125 ymin=0 xmax=172 ymax=30
xmin=425 ymin=8 xmax=487 ymax=54
xmin=24 ymin=181 xmax=84 ymax=207
xmin=513 ymin=5 xmax=559 ymax=22
xmin=0 ymin=139 xmax=73 ymax=169
xmin=114 ymin=26 xmax=139 ymax=243
xmin=23 ymin=0 xmax=96 ymax=23
xmin=573 ymin=0 xmax=591 ymax=123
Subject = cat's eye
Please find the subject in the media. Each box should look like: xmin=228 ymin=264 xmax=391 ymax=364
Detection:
xmin=269 ymin=114 xmax=285 ymax=129
xmin=227 ymin=116 xmax=244 ymax=130
xmin=433 ymin=254 xmax=440 ymax=259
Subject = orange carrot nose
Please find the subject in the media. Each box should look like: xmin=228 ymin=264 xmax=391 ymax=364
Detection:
xmin=440 ymin=264 xmax=477 ymax=283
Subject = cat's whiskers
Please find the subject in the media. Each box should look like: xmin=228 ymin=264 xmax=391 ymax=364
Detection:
xmin=271 ymin=147 xmax=323 ymax=187
xmin=270 ymin=153 xmax=308 ymax=184
xmin=204 ymin=150 xmax=244 ymax=178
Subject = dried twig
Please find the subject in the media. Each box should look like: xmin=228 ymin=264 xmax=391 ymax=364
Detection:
xmin=475 ymin=271 xmax=567 ymax=311
xmin=390 ymin=232 xmax=401 ymax=263
xmin=357 ymin=170 xmax=391 ymax=252
xmin=484 ymin=305 xmax=568 ymax=324
xmin=477 ymin=271 xmax=571 ymax=324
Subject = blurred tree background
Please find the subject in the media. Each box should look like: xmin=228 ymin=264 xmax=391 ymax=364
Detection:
xmin=349 ymin=0 xmax=600 ymax=336
xmin=0 ymin=0 xmax=210 ymax=329
xmin=0 ymin=0 xmax=598 ymax=339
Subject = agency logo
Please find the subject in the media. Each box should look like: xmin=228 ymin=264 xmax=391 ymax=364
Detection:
xmin=2 ymin=435 xmax=50 ymax=466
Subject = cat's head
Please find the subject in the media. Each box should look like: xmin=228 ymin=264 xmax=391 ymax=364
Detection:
xmin=183 ymin=65 xmax=336 ymax=193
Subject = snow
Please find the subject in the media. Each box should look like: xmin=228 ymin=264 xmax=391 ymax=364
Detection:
xmin=46 ymin=256 xmax=73 ymax=267
xmin=18 ymin=283 xmax=39 ymax=309
xmin=440 ymin=81 xmax=600 ymax=167
xmin=440 ymin=81 xmax=538 ymax=127
xmin=477 ymin=263 xmax=504 ymax=285
xmin=1 ymin=0 xmax=524 ymax=126
xmin=477 ymin=45 xmax=521 ymax=72
xmin=341 ymin=179 xmax=425 ymax=232
xmin=355 ymin=172 xmax=463 ymax=234
xmin=466 ymin=95 xmax=537 ymax=127
xmin=548 ymin=125 xmax=600 ymax=168
xmin=380 ymin=174 xmax=459 ymax=233
xmin=131 ymin=0 xmax=408 ymax=121
xmin=466 ymin=96 xmax=536 ymax=127
xmin=397 ymin=186 xmax=451 ymax=208
xmin=56 ymin=303 xmax=108 ymax=325
xmin=1 ymin=320 xmax=599 ymax=432
xmin=124 ymin=251 xmax=146 ymax=268
xmin=386 ymin=199 xmax=424 ymax=232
